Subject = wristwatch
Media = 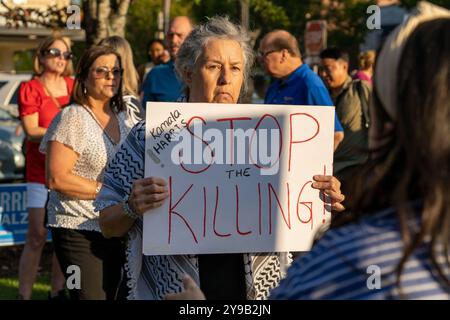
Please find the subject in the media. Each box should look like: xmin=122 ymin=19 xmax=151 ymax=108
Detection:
xmin=122 ymin=201 xmax=139 ymax=220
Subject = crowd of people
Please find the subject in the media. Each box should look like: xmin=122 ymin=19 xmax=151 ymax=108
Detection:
xmin=16 ymin=1 xmax=450 ymax=300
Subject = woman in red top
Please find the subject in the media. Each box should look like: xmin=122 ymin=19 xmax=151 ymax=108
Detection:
xmin=18 ymin=36 xmax=74 ymax=300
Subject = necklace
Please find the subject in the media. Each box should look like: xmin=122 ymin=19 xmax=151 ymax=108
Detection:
xmin=37 ymin=77 xmax=66 ymax=109
xmin=81 ymin=104 xmax=120 ymax=145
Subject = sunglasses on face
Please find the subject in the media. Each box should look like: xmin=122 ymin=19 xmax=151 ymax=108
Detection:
xmin=91 ymin=66 xmax=123 ymax=79
xmin=44 ymin=48 xmax=73 ymax=60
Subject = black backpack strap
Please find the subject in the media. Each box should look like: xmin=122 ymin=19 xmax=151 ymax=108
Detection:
xmin=355 ymin=80 xmax=370 ymax=129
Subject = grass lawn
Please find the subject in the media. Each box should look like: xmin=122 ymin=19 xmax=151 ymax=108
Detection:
xmin=0 ymin=244 xmax=53 ymax=300
xmin=0 ymin=275 xmax=50 ymax=300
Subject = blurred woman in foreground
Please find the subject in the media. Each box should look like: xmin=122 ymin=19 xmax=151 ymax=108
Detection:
xmin=169 ymin=2 xmax=450 ymax=300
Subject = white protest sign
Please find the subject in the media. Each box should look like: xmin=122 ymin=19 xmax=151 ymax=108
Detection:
xmin=144 ymin=102 xmax=334 ymax=255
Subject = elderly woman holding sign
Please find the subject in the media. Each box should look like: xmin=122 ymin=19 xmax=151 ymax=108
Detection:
xmin=95 ymin=16 xmax=345 ymax=300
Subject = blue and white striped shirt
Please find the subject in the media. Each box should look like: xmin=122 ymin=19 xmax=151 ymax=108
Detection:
xmin=270 ymin=207 xmax=450 ymax=300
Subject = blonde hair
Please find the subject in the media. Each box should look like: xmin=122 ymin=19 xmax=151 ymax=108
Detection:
xmin=358 ymin=50 xmax=376 ymax=71
xmin=33 ymin=36 xmax=73 ymax=76
xmin=99 ymin=36 xmax=139 ymax=97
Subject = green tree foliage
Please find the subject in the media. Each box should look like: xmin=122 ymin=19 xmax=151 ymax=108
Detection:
xmin=126 ymin=0 xmax=194 ymax=66
xmin=185 ymin=0 xmax=291 ymax=37
xmin=125 ymin=0 xmax=161 ymax=66
xmin=186 ymin=0 xmax=239 ymax=24
xmin=13 ymin=51 xmax=34 ymax=72
xmin=173 ymin=0 xmax=372 ymax=51
xmin=250 ymin=0 xmax=291 ymax=31
xmin=314 ymin=0 xmax=371 ymax=68
xmin=125 ymin=0 xmax=449 ymax=67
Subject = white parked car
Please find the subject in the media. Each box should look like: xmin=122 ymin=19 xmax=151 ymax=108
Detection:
xmin=0 ymin=73 xmax=32 ymax=182
xmin=0 ymin=73 xmax=32 ymax=117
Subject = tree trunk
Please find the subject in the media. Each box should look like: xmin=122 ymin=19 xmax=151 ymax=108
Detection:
xmin=97 ymin=0 xmax=111 ymax=42
xmin=109 ymin=0 xmax=130 ymax=37
xmin=83 ymin=0 xmax=131 ymax=47
xmin=82 ymin=0 xmax=97 ymax=47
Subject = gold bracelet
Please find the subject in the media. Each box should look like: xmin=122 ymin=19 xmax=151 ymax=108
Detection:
xmin=95 ymin=182 xmax=101 ymax=194
xmin=93 ymin=181 xmax=101 ymax=199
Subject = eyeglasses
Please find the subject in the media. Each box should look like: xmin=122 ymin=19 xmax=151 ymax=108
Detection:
xmin=257 ymin=49 xmax=279 ymax=59
xmin=91 ymin=66 xmax=123 ymax=79
xmin=44 ymin=48 xmax=73 ymax=60
xmin=318 ymin=65 xmax=332 ymax=75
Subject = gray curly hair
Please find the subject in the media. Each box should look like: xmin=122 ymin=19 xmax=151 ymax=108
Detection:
xmin=175 ymin=16 xmax=254 ymax=100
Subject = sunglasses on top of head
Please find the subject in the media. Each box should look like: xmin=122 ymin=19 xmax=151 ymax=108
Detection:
xmin=43 ymin=48 xmax=74 ymax=60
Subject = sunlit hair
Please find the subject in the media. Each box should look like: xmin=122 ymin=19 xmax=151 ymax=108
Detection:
xmin=175 ymin=16 xmax=254 ymax=100
xmin=99 ymin=36 xmax=139 ymax=97
xmin=33 ymin=35 xmax=73 ymax=76
xmin=337 ymin=18 xmax=450 ymax=296
xmin=358 ymin=50 xmax=376 ymax=71
xmin=72 ymin=45 xmax=124 ymax=113
xmin=320 ymin=47 xmax=349 ymax=63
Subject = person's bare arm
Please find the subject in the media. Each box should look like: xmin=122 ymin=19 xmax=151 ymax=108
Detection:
xmin=46 ymin=141 xmax=99 ymax=199
xmin=333 ymin=131 xmax=344 ymax=151
xmin=21 ymin=113 xmax=47 ymax=142
xmin=99 ymin=177 xmax=169 ymax=238
xmin=99 ymin=204 xmax=137 ymax=238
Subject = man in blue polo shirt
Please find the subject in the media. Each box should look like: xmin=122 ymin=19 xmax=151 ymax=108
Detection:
xmin=259 ymin=30 xmax=344 ymax=150
xmin=141 ymin=16 xmax=193 ymax=104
